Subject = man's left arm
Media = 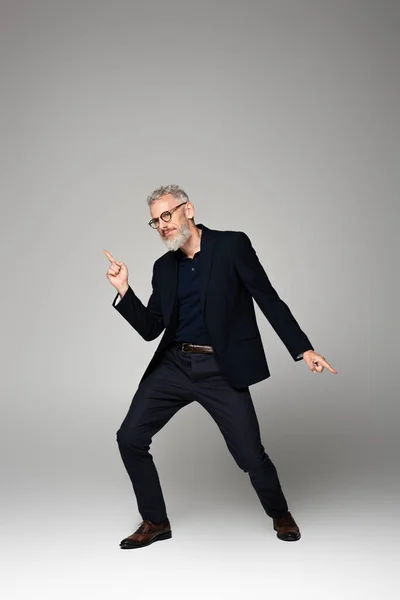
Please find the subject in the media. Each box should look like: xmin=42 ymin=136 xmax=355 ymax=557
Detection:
xmin=234 ymin=232 xmax=337 ymax=374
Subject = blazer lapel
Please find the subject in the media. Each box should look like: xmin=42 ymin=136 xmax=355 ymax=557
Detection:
xmin=162 ymin=252 xmax=178 ymax=326
xmin=197 ymin=224 xmax=215 ymax=315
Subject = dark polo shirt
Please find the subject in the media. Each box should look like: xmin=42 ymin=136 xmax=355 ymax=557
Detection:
xmin=172 ymin=247 xmax=211 ymax=345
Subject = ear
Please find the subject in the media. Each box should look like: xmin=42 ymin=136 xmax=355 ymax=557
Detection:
xmin=186 ymin=202 xmax=194 ymax=219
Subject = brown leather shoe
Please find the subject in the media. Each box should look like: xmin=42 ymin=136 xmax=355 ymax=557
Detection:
xmin=273 ymin=512 xmax=301 ymax=541
xmin=119 ymin=518 xmax=172 ymax=549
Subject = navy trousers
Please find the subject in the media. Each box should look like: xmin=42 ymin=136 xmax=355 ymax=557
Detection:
xmin=116 ymin=342 xmax=289 ymax=522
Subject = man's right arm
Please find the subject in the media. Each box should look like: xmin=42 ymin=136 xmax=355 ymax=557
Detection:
xmin=112 ymin=265 xmax=165 ymax=341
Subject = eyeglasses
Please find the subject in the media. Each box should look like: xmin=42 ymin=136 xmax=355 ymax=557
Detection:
xmin=148 ymin=201 xmax=187 ymax=229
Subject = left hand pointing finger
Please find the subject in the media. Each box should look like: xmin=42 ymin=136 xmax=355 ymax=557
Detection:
xmin=304 ymin=352 xmax=338 ymax=374
xmin=316 ymin=357 xmax=337 ymax=374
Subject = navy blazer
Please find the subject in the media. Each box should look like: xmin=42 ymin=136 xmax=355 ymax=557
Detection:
xmin=112 ymin=223 xmax=314 ymax=388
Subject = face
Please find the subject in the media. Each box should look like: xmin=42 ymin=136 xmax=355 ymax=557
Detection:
xmin=150 ymin=194 xmax=194 ymax=251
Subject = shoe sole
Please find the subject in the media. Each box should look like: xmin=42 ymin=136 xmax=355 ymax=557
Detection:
xmin=276 ymin=534 xmax=301 ymax=541
xmin=120 ymin=530 xmax=172 ymax=549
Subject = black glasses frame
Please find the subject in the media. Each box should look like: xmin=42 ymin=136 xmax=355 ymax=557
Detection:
xmin=148 ymin=201 xmax=187 ymax=229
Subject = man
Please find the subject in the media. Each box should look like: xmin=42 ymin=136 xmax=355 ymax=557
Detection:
xmin=104 ymin=184 xmax=337 ymax=549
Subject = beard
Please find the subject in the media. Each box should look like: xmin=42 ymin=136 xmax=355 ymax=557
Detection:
xmin=161 ymin=221 xmax=192 ymax=251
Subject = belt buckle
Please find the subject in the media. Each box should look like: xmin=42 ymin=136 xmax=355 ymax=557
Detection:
xmin=182 ymin=343 xmax=191 ymax=352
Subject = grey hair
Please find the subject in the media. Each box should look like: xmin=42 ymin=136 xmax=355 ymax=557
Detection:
xmin=146 ymin=184 xmax=189 ymax=206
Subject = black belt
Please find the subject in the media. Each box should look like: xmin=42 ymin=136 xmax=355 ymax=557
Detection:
xmin=171 ymin=342 xmax=214 ymax=354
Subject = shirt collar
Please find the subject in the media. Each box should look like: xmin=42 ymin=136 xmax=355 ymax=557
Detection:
xmin=177 ymin=247 xmax=201 ymax=260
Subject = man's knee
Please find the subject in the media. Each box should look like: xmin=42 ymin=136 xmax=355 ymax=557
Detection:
xmin=235 ymin=451 xmax=273 ymax=473
xmin=116 ymin=426 xmax=150 ymax=450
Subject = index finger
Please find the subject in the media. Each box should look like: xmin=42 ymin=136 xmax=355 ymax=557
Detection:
xmin=319 ymin=358 xmax=338 ymax=374
xmin=104 ymin=249 xmax=117 ymax=263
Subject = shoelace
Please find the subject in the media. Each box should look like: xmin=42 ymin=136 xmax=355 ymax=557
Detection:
xmin=135 ymin=520 xmax=152 ymax=534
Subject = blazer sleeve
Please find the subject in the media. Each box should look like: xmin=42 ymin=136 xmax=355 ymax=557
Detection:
xmin=111 ymin=263 xmax=165 ymax=341
xmin=234 ymin=232 xmax=314 ymax=361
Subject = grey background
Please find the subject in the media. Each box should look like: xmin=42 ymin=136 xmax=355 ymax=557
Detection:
xmin=1 ymin=1 xmax=398 ymax=598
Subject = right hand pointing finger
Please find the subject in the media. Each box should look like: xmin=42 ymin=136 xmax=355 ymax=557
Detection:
xmin=104 ymin=249 xmax=124 ymax=268
xmin=104 ymin=249 xmax=117 ymax=263
xmin=104 ymin=249 xmax=129 ymax=291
